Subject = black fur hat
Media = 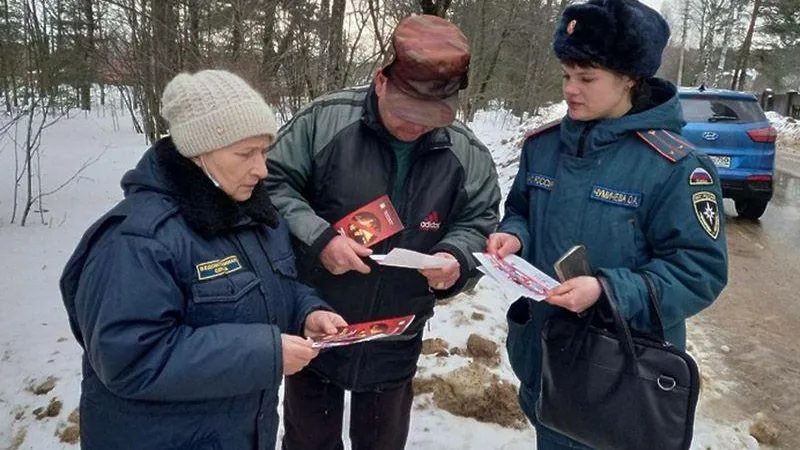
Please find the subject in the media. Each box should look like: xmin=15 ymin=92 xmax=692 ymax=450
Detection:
xmin=553 ymin=0 xmax=670 ymax=78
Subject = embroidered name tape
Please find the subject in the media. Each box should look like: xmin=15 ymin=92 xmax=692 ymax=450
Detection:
xmin=196 ymin=255 xmax=242 ymax=281
xmin=527 ymin=173 xmax=555 ymax=191
xmin=590 ymin=185 xmax=643 ymax=208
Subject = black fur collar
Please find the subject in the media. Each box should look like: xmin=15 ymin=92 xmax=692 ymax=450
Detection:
xmin=153 ymin=139 xmax=279 ymax=236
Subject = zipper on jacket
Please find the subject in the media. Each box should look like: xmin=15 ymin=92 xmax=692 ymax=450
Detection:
xmin=348 ymin=264 xmax=385 ymax=388
xmin=398 ymin=142 xmax=449 ymax=222
xmin=576 ymin=122 xmax=597 ymax=158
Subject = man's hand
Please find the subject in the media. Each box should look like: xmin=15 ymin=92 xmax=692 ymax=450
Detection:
xmin=303 ymin=310 xmax=348 ymax=338
xmin=419 ymin=252 xmax=460 ymax=291
xmin=281 ymin=334 xmax=319 ymax=376
xmin=545 ymin=276 xmax=602 ymax=314
xmin=486 ymin=232 xmax=522 ymax=258
xmin=320 ymin=235 xmax=372 ymax=275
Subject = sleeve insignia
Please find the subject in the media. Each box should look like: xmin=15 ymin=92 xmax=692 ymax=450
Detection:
xmin=693 ymin=191 xmax=720 ymax=239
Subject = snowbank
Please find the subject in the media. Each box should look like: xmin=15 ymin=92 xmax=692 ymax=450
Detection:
xmin=766 ymin=111 xmax=800 ymax=147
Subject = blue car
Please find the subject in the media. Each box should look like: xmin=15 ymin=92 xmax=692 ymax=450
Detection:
xmin=678 ymin=87 xmax=777 ymax=219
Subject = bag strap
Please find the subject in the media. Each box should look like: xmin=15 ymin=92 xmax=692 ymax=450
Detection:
xmin=597 ymin=275 xmax=640 ymax=376
xmin=638 ymin=271 xmax=667 ymax=342
xmin=565 ymin=306 xmax=598 ymax=367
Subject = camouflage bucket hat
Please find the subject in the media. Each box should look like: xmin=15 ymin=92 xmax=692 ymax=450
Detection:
xmin=382 ymin=15 xmax=470 ymax=128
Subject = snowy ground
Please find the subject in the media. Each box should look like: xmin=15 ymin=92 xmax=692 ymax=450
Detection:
xmin=767 ymin=111 xmax=800 ymax=142
xmin=0 ymin=102 xmax=761 ymax=449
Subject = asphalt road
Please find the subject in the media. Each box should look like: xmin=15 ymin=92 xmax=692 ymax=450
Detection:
xmin=689 ymin=151 xmax=800 ymax=448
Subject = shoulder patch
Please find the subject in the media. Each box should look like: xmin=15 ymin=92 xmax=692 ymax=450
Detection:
xmin=636 ymin=129 xmax=695 ymax=163
xmin=693 ymin=191 xmax=721 ymax=239
xmin=689 ymin=167 xmax=714 ymax=186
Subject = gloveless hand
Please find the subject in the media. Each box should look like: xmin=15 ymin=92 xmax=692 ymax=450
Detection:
xmin=419 ymin=252 xmax=460 ymax=291
xmin=281 ymin=334 xmax=318 ymax=376
xmin=320 ymin=235 xmax=372 ymax=275
xmin=486 ymin=232 xmax=522 ymax=258
xmin=545 ymin=276 xmax=602 ymax=314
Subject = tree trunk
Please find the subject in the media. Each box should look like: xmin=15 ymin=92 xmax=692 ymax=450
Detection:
xmin=697 ymin=0 xmax=717 ymax=85
xmin=231 ymin=1 xmax=242 ymax=63
xmin=367 ymin=0 xmax=386 ymax=57
xmin=714 ymin=0 xmax=743 ymax=86
xmin=676 ymin=0 xmax=690 ymax=86
xmin=260 ymin=0 xmax=280 ymax=85
xmin=732 ymin=0 xmax=762 ymax=91
xmin=327 ymin=0 xmax=346 ymax=91
xmin=97 ymin=3 xmax=105 ymax=105
xmin=80 ymin=0 xmax=94 ymax=110
xmin=317 ymin=0 xmax=331 ymax=91
xmin=188 ymin=0 xmax=201 ymax=70
xmin=420 ymin=0 xmax=452 ymax=17
xmin=1 ymin=0 xmax=9 ymax=112
xmin=149 ymin=0 xmax=175 ymax=141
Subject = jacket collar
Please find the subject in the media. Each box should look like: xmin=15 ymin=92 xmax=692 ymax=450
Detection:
xmin=361 ymin=83 xmax=452 ymax=152
xmin=153 ymin=138 xmax=279 ymax=237
xmin=559 ymin=77 xmax=683 ymax=157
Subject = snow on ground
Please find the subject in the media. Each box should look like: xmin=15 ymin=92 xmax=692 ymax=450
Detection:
xmin=0 ymin=103 xmax=762 ymax=449
xmin=766 ymin=111 xmax=800 ymax=147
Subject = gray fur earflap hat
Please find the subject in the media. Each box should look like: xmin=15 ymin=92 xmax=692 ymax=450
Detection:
xmin=161 ymin=70 xmax=277 ymax=158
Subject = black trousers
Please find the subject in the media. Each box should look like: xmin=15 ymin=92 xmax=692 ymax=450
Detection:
xmin=282 ymin=369 xmax=414 ymax=450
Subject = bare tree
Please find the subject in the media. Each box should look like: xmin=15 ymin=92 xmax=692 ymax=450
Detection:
xmin=677 ymin=0 xmax=691 ymax=86
xmin=326 ymin=0 xmax=346 ymax=91
xmin=713 ymin=0 xmax=747 ymax=86
xmin=732 ymin=0 xmax=763 ymax=90
xmin=79 ymin=0 xmax=95 ymax=110
xmin=187 ymin=0 xmax=202 ymax=70
xmin=420 ymin=0 xmax=452 ymax=17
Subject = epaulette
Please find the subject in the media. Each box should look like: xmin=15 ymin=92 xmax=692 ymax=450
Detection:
xmin=636 ymin=129 xmax=695 ymax=163
xmin=118 ymin=194 xmax=179 ymax=238
xmin=525 ymin=119 xmax=561 ymax=139
xmin=517 ymin=119 xmax=561 ymax=147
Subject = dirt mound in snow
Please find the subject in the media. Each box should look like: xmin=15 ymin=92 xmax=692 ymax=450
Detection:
xmin=414 ymin=363 xmax=527 ymax=429
xmin=466 ymin=333 xmax=500 ymax=367
xmin=421 ymin=338 xmax=450 ymax=356
xmin=27 ymin=376 xmax=58 ymax=395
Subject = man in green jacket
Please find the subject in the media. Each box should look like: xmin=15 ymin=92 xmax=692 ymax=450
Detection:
xmin=266 ymin=14 xmax=500 ymax=450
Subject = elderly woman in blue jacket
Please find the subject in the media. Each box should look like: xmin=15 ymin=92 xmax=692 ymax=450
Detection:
xmin=487 ymin=1 xmax=728 ymax=448
xmin=60 ymin=70 xmax=346 ymax=450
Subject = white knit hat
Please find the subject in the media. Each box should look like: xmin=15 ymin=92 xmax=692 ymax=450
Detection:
xmin=160 ymin=70 xmax=278 ymax=158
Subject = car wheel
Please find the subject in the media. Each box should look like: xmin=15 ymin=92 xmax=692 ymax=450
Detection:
xmin=734 ymin=199 xmax=768 ymax=220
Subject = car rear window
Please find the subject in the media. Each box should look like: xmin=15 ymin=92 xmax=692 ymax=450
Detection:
xmin=679 ymin=96 xmax=767 ymax=123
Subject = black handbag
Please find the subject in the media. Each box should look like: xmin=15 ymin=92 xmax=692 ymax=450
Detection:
xmin=536 ymin=275 xmax=700 ymax=450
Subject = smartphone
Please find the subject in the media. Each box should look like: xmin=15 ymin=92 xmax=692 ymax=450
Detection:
xmin=554 ymin=245 xmax=592 ymax=283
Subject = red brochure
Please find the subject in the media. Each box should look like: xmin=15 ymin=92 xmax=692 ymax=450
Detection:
xmin=311 ymin=315 xmax=415 ymax=349
xmin=332 ymin=195 xmax=404 ymax=248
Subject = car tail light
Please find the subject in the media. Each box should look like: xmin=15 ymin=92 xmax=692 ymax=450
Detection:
xmin=747 ymin=175 xmax=772 ymax=182
xmin=747 ymin=126 xmax=778 ymax=143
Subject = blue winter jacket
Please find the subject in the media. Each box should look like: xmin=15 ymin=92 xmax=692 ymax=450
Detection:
xmin=500 ymin=79 xmax=728 ymax=439
xmin=59 ymin=138 xmax=329 ymax=450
